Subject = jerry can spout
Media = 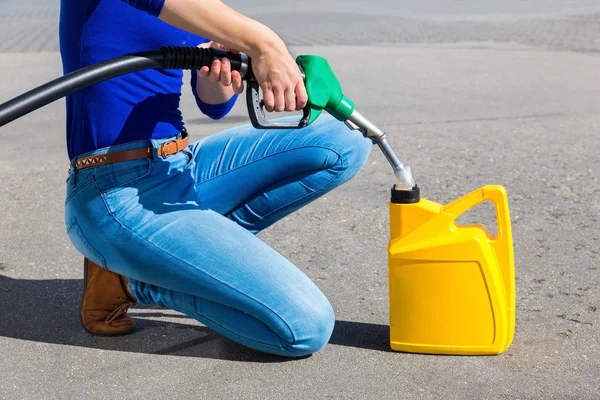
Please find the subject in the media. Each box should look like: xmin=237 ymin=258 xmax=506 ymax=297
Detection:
xmin=389 ymin=185 xmax=440 ymax=240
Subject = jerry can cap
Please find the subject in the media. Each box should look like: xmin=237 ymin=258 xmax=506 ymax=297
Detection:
xmin=391 ymin=185 xmax=420 ymax=204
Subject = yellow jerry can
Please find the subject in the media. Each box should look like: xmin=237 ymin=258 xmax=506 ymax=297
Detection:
xmin=388 ymin=185 xmax=515 ymax=355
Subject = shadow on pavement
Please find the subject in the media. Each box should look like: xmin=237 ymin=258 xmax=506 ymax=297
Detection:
xmin=0 ymin=274 xmax=391 ymax=360
xmin=329 ymin=320 xmax=391 ymax=353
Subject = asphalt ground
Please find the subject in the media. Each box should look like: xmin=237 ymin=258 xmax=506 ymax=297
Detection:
xmin=0 ymin=1 xmax=599 ymax=399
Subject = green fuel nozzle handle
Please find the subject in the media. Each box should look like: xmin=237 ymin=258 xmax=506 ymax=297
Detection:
xmin=295 ymin=55 xmax=355 ymax=124
xmin=245 ymin=55 xmax=355 ymax=130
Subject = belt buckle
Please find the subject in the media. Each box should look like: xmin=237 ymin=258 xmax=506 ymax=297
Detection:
xmin=160 ymin=139 xmax=179 ymax=158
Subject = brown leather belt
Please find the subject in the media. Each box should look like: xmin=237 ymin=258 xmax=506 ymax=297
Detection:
xmin=74 ymin=132 xmax=189 ymax=171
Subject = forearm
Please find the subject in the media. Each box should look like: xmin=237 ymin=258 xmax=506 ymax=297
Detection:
xmin=159 ymin=0 xmax=284 ymax=58
xmin=132 ymin=0 xmax=307 ymax=112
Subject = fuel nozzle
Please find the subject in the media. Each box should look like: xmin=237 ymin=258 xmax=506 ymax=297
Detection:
xmin=377 ymin=136 xmax=415 ymax=190
xmin=344 ymin=110 xmax=416 ymax=189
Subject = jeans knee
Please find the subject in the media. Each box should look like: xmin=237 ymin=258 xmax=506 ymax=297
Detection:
xmin=280 ymin=298 xmax=335 ymax=357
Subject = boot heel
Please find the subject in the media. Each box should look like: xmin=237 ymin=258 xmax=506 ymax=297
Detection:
xmin=80 ymin=257 xmax=136 ymax=336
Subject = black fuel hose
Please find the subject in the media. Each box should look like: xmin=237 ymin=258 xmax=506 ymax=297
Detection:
xmin=0 ymin=46 xmax=250 ymax=127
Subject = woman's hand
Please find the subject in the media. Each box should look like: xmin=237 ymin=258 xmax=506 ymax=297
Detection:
xmin=251 ymin=41 xmax=308 ymax=113
xmin=159 ymin=0 xmax=307 ymax=111
xmin=195 ymin=41 xmax=244 ymax=105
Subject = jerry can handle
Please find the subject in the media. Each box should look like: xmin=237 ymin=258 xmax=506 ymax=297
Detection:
xmin=442 ymin=185 xmax=512 ymax=246
xmin=443 ymin=185 xmax=516 ymax=318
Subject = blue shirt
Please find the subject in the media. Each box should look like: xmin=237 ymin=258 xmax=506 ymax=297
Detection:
xmin=59 ymin=0 xmax=238 ymax=159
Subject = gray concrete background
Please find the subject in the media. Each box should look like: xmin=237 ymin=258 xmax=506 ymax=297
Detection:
xmin=3 ymin=0 xmax=600 ymax=52
xmin=0 ymin=1 xmax=599 ymax=399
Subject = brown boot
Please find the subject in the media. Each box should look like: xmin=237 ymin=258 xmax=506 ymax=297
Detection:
xmin=81 ymin=258 xmax=137 ymax=336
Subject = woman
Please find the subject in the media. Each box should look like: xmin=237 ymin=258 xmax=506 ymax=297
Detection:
xmin=62 ymin=0 xmax=371 ymax=357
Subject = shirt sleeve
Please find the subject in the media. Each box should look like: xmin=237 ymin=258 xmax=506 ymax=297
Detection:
xmin=122 ymin=0 xmax=166 ymax=17
xmin=190 ymin=71 xmax=239 ymax=120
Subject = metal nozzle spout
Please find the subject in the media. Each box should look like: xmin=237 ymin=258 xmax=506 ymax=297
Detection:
xmin=377 ymin=137 xmax=415 ymax=190
xmin=345 ymin=109 xmax=415 ymax=189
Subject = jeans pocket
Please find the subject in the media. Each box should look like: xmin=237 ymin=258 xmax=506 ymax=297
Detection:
xmin=94 ymin=158 xmax=153 ymax=195
xmin=66 ymin=217 xmax=107 ymax=269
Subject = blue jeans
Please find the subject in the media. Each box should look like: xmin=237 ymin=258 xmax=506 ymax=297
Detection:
xmin=64 ymin=115 xmax=372 ymax=357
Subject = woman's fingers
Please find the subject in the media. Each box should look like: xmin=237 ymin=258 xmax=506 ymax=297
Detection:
xmin=273 ymin=85 xmax=286 ymax=112
xmin=198 ymin=66 xmax=210 ymax=78
xmin=220 ymin=58 xmax=232 ymax=87
xmin=285 ymin=88 xmax=296 ymax=112
xmin=231 ymin=71 xmax=244 ymax=94
xmin=263 ymin=79 xmax=304 ymax=112
xmin=295 ymin=81 xmax=308 ymax=110
xmin=261 ymin=82 xmax=275 ymax=112
xmin=202 ymin=54 xmax=305 ymax=111
xmin=208 ymin=60 xmax=221 ymax=83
